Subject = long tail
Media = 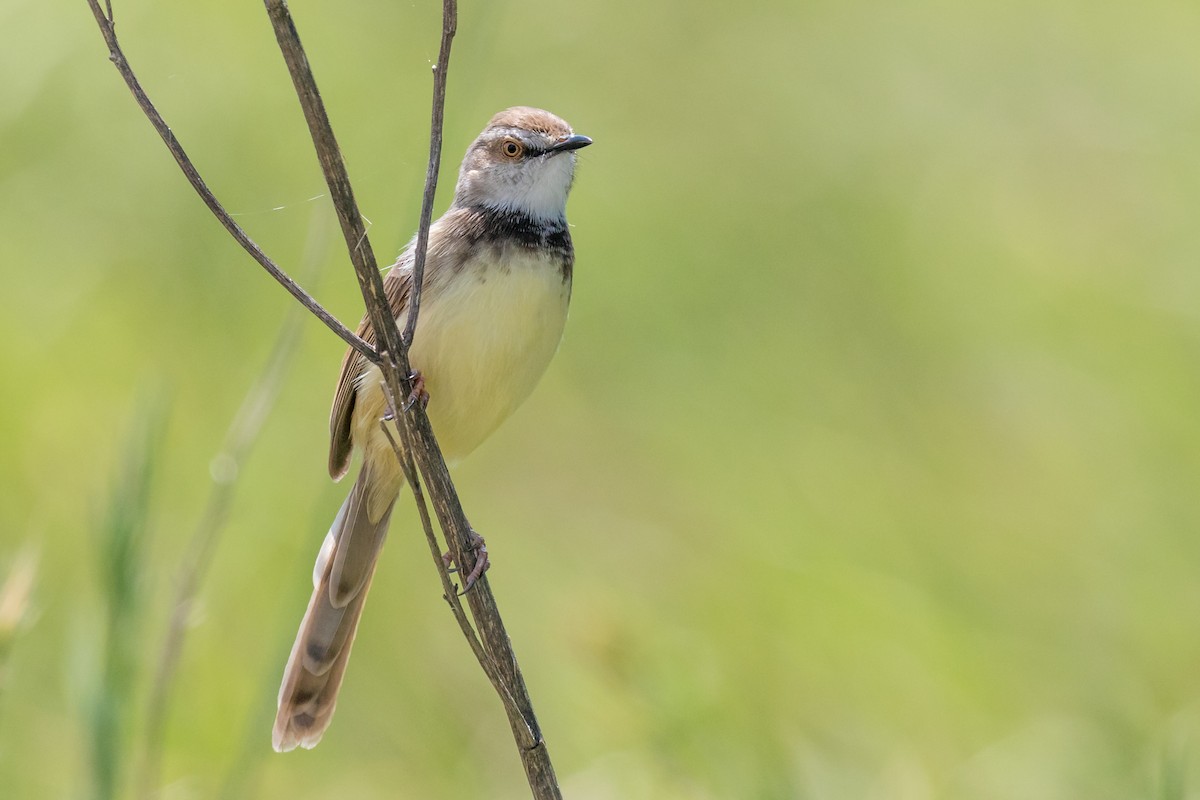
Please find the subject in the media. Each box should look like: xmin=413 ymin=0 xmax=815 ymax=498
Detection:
xmin=273 ymin=466 xmax=397 ymax=752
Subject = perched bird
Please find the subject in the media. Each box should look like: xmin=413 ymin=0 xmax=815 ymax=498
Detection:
xmin=272 ymin=107 xmax=591 ymax=752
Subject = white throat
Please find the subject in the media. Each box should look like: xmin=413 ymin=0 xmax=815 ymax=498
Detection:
xmin=463 ymin=153 xmax=576 ymax=221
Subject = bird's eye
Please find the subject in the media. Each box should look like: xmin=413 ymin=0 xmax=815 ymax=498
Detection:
xmin=500 ymin=139 xmax=524 ymax=159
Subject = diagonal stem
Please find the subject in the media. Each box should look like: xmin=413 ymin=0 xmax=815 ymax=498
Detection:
xmin=403 ymin=0 xmax=457 ymax=348
xmin=261 ymin=2 xmax=560 ymax=794
xmin=261 ymin=0 xmax=406 ymax=374
xmin=82 ymin=0 xmax=375 ymax=364
xmin=87 ymin=0 xmax=563 ymax=795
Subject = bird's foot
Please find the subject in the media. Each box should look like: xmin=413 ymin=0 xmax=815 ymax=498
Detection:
xmin=402 ymin=370 xmax=430 ymax=413
xmin=442 ymin=529 xmax=490 ymax=594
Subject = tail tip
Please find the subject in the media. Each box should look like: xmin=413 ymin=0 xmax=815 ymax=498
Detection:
xmin=272 ymin=714 xmax=326 ymax=753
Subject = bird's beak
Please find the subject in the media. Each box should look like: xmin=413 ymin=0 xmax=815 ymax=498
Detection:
xmin=548 ymin=134 xmax=593 ymax=153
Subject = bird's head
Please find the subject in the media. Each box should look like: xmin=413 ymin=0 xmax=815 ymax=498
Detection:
xmin=452 ymin=107 xmax=592 ymax=221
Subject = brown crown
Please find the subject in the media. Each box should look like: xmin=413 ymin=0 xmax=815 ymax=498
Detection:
xmin=485 ymin=106 xmax=573 ymax=138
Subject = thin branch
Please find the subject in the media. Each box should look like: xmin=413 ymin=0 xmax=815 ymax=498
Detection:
xmin=378 ymin=417 xmax=484 ymax=664
xmin=88 ymin=0 xmax=562 ymax=795
xmin=402 ymin=0 xmax=457 ymax=347
xmin=262 ymin=0 xmax=406 ymax=377
xmin=261 ymin=0 xmax=561 ymax=795
xmin=378 ymin=413 xmax=529 ymax=729
xmin=83 ymin=0 xmax=376 ymax=364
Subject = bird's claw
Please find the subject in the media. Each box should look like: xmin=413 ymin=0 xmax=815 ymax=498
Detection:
xmin=401 ymin=370 xmax=429 ymax=413
xmin=442 ymin=529 xmax=490 ymax=594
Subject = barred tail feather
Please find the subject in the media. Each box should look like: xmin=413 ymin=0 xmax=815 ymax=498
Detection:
xmin=272 ymin=469 xmax=396 ymax=752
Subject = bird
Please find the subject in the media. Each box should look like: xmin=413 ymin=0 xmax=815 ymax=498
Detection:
xmin=272 ymin=107 xmax=591 ymax=752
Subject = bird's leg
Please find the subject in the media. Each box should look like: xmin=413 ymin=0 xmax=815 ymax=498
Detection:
xmin=381 ymin=371 xmax=427 ymax=421
xmin=402 ymin=370 xmax=429 ymax=412
xmin=441 ymin=528 xmax=490 ymax=593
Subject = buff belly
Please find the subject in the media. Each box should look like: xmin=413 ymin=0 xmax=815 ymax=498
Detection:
xmin=350 ymin=250 xmax=570 ymax=511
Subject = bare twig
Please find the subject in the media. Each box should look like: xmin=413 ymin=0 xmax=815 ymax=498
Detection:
xmin=378 ymin=413 xmax=529 ymax=731
xmin=83 ymin=0 xmax=375 ymax=364
xmin=261 ymin=0 xmax=406 ymax=379
xmin=402 ymin=0 xmax=457 ymax=347
xmin=378 ymin=417 xmax=484 ymax=664
xmin=261 ymin=2 xmax=560 ymax=794
xmin=88 ymin=0 xmax=562 ymax=795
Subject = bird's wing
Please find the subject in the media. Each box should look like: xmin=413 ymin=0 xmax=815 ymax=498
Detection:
xmin=327 ymin=258 xmax=412 ymax=480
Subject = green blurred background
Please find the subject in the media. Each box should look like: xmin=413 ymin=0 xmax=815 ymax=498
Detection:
xmin=3 ymin=0 xmax=1200 ymax=797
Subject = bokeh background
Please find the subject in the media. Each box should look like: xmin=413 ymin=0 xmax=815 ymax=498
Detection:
xmin=3 ymin=0 xmax=1200 ymax=797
